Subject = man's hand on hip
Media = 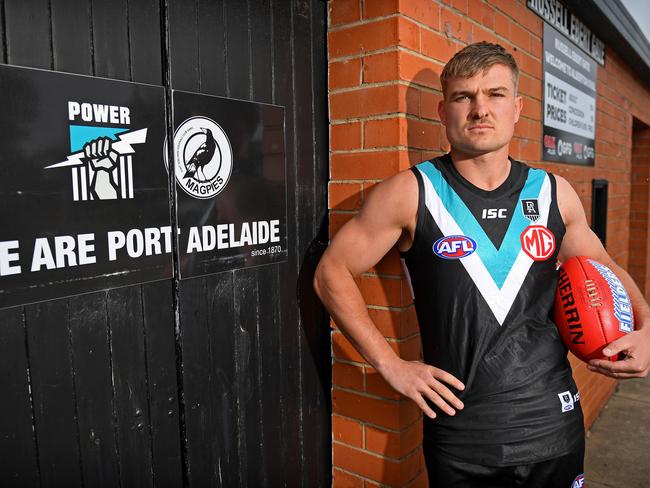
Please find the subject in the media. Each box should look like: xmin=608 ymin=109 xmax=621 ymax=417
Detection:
xmin=378 ymin=358 xmax=465 ymax=419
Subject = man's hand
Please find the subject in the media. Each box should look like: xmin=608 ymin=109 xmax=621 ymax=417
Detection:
xmin=314 ymin=171 xmax=466 ymax=418
xmin=588 ymin=327 xmax=650 ymax=379
xmin=84 ymin=136 xmax=118 ymax=170
xmin=378 ymin=358 xmax=465 ymax=419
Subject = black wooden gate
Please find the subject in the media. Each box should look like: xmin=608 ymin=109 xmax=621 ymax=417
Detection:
xmin=0 ymin=1 xmax=330 ymax=486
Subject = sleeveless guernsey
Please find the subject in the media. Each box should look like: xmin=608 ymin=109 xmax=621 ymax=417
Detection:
xmin=401 ymin=154 xmax=584 ymax=467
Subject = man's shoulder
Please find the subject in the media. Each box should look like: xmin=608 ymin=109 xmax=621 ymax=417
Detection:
xmin=378 ymin=166 xmax=419 ymax=194
xmin=409 ymin=154 xmax=452 ymax=179
xmin=359 ymin=168 xmax=419 ymax=226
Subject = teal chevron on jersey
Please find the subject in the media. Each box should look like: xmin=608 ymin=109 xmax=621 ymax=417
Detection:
xmin=417 ymin=161 xmax=546 ymax=288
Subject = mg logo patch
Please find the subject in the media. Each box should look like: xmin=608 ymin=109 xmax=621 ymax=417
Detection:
xmin=165 ymin=116 xmax=233 ymax=199
xmin=520 ymin=225 xmax=555 ymax=261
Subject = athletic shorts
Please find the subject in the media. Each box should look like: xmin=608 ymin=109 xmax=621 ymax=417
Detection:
xmin=423 ymin=437 xmax=585 ymax=488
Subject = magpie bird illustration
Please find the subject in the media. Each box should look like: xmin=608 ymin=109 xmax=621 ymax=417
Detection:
xmin=184 ymin=128 xmax=217 ymax=182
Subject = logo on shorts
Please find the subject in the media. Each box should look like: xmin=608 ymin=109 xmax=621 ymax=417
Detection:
xmin=571 ymin=473 xmax=585 ymax=487
xmin=521 ymin=199 xmax=540 ymax=222
xmin=433 ymin=235 xmax=477 ymax=259
xmin=164 ymin=116 xmax=233 ymax=199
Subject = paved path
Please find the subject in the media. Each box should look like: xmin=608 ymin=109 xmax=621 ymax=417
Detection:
xmin=584 ymin=375 xmax=650 ymax=488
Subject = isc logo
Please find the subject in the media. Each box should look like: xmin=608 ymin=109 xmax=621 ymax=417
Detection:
xmin=481 ymin=208 xmax=507 ymax=219
xmin=433 ymin=235 xmax=477 ymax=259
xmin=571 ymin=474 xmax=585 ymax=488
xmin=520 ymin=225 xmax=555 ymax=261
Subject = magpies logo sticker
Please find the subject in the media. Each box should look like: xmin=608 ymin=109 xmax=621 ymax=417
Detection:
xmin=164 ymin=116 xmax=233 ymax=199
xmin=44 ymin=101 xmax=148 ymax=201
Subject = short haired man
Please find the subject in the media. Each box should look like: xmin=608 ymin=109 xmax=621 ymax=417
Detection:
xmin=314 ymin=42 xmax=650 ymax=487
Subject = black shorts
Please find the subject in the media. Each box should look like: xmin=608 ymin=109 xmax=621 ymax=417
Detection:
xmin=423 ymin=437 xmax=585 ymax=488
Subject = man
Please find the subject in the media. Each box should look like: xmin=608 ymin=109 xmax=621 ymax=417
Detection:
xmin=314 ymin=42 xmax=650 ymax=487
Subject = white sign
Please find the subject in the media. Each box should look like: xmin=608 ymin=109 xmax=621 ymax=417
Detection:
xmin=542 ymin=23 xmax=597 ymax=165
xmin=544 ymin=72 xmax=595 ymax=139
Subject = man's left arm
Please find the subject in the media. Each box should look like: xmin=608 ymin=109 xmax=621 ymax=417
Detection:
xmin=556 ymin=175 xmax=650 ymax=379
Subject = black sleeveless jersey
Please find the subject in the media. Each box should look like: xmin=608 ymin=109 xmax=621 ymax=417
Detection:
xmin=401 ymin=154 xmax=584 ymax=467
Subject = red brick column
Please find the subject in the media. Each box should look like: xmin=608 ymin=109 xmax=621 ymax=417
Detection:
xmin=327 ymin=1 xmax=650 ymax=486
xmin=328 ymin=2 xmax=442 ymax=485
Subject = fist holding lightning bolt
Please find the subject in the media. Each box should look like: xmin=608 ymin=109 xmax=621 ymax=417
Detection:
xmin=83 ymin=136 xmax=120 ymax=200
xmin=44 ymin=128 xmax=148 ymax=201
xmin=84 ymin=136 xmax=119 ymax=169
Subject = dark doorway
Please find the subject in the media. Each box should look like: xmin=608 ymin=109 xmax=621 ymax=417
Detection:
xmin=628 ymin=118 xmax=650 ymax=296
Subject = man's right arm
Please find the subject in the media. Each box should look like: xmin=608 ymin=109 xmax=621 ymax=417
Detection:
xmin=313 ymin=170 xmax=464 ymax=419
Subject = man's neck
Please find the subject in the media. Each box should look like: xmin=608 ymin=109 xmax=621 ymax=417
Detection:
xmin=449 ymin=147 xmax=511 ymax=191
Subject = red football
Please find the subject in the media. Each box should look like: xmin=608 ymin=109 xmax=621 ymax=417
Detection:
xmin=554 ymin=256 xmax=634 ymax=363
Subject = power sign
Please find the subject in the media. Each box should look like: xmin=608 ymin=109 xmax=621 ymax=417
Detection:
xmin=0 ymin=65 xmax=288 ymax=309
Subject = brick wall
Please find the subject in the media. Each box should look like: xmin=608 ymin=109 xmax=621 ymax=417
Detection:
xmin=327 ymin=0 xmax=650 ymax=486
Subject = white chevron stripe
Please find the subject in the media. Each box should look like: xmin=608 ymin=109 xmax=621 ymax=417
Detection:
xmin=419 ymin=168 xmax=552 ymax=325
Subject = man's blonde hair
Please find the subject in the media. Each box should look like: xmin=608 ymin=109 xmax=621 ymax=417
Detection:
xmin=440 ymin=42 xmax=519 ymax=96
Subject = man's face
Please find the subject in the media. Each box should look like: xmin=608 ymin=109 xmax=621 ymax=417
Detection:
xmin=438 ymin=64 xmax=522 ymax=157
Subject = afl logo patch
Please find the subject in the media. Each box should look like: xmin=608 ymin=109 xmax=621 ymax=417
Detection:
xmin=433 ymin=235 xmax=477 ymax=259
xmin=571 ymin=474 xmax=585 ymax=487
xmin=164 ymin=116 xmax=233 ymax=199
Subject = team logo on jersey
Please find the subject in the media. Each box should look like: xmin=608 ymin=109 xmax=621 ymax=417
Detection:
xmin=433 ymin=235 xmax=477 ymax=259
xmin=558 ymin=390 xmax=575 ymax=412
xmin=571 ymin=474 xmax=585 ymax=487
xmin=164 ymin=116 xmax=233 ymax=199
xmin=520 ymin=225 xmax=555 ymax=261
xmin=44 ymin=101 xmax=148 ymax=201
xmin=521 ymin=199 xmax=540 ymax=222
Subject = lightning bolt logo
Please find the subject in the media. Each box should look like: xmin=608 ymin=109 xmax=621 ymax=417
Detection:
xmin=45 ymin=128 xmax=148 ymax=169
xmin=45 ymin=128 xmax=148 ymax=201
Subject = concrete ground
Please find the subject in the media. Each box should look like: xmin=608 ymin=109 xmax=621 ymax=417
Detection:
xmin=584 ymin=375 xmax=650 ymax=488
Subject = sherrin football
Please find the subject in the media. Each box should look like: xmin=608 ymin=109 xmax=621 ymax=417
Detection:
xmin=553 ymin=256 xmax=634 ymax=363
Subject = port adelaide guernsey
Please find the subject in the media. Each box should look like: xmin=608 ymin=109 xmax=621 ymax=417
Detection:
xmin=401 ymin=154 xmax=584 ymax=466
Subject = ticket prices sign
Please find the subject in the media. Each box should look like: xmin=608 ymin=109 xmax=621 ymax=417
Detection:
xmin=542 ymin=22 xmax=597 ymax=165
xmin=167 ymin=91 xmax=288 ymax=279
xmin=0 ymin=64 xmax=171 ymax=309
